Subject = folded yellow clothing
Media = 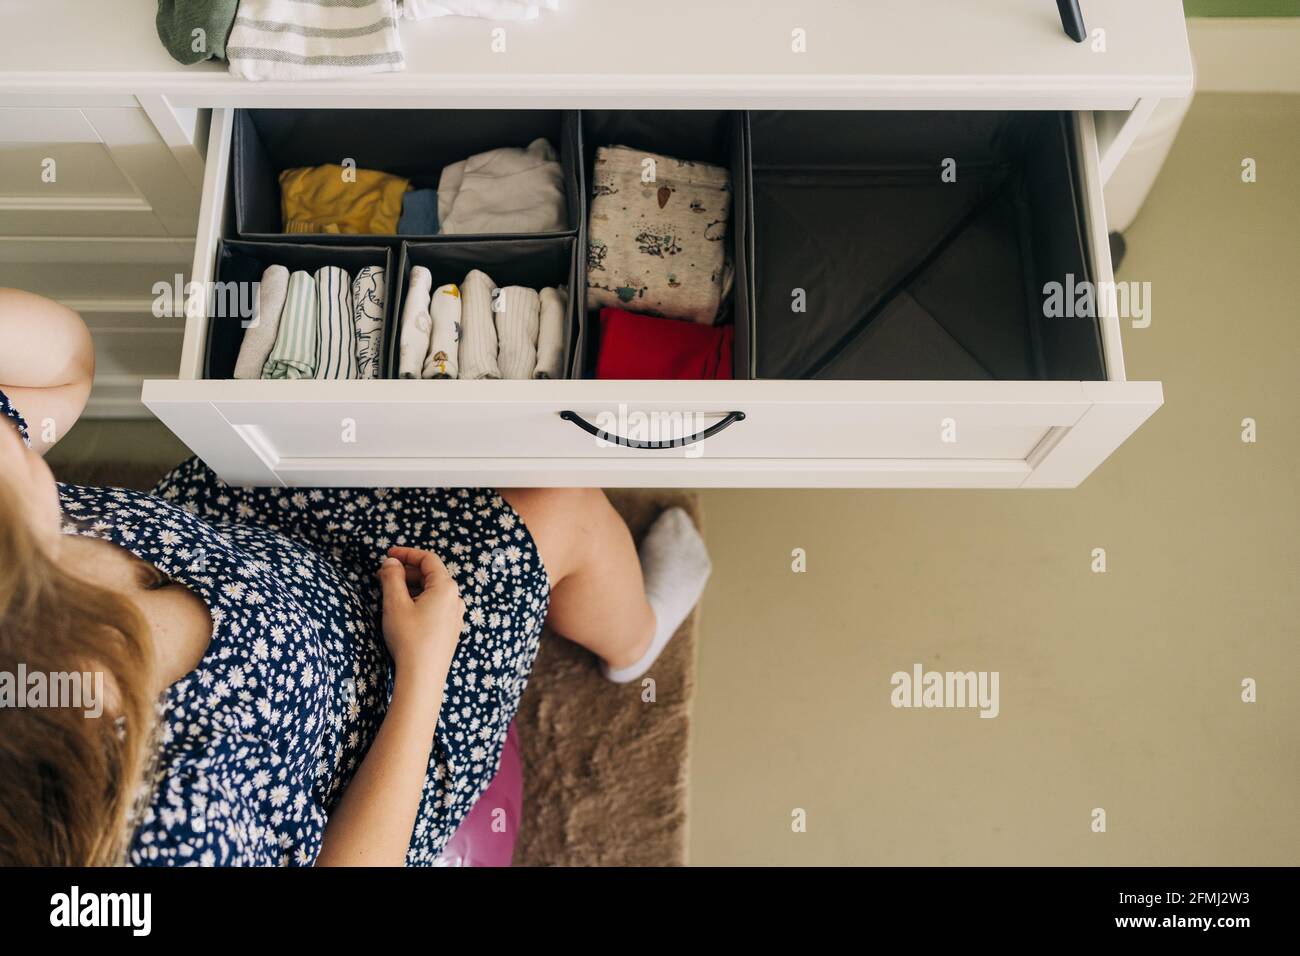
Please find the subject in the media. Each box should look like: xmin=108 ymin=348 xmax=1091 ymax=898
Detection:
xmin=279 ymin=164 xmax=410 ymax=235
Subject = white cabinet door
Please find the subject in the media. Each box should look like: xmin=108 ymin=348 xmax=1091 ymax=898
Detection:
xmin=0 ymin=105 xmax=200 ymax=237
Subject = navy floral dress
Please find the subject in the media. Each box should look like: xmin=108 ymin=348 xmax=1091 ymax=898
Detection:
xmin=1 ymin=389 xmax=549 ymax=866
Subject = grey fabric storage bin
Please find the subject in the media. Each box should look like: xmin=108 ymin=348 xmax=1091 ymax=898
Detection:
xmin=389 ymin=237 xmax=581 ymax=380
xmin=232 ymin=109 xmax=583 ymax=241
xmin=206 ymin=240 xmax=393 ymax=379
xmin=748 ymin=110 xmax=1106 ymax=381
xmin=576 ymin=110 xmax=751 ymax=380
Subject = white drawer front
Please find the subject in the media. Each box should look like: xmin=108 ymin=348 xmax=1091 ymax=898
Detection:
xmin=142 ymin=377 xmax=1160 ymax=489
xmin=143 ymin=108 xmax=1161 ymax=489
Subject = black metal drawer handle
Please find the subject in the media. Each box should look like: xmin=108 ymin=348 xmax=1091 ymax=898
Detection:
xmin=559 ymin=410 xmax=746 ymax=450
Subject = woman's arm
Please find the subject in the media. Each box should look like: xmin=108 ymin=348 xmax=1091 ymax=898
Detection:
xmin=0 ymin=288 xmax=94 ymax=454
xmin=315 ymin=547 xmax=465 ymax=867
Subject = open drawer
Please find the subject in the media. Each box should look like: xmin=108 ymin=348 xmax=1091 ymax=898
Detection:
xmin=142 ymin=108 xmax=1161 ymax=489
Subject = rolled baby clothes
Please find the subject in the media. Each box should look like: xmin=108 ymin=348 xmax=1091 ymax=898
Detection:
xmin=494 ymin=287 xmax=540 ymax=380
xmin=227 ymin=0 xmax=405 ymax=82
xmin=233 ymin=264 xmax=289 ymax=379
xmin=586 ymin=145 xmax=732 ymax=324
xmin=438 ymin=138 xmax=567 ymax=235
xmin=314 ymin=266 xmax=358 ymax=380
xmin=397 ymin=266 xmax=434 ymax=379
xmin=422 ymin=284 xmax=461 ymax=379
xmin=352 ymin=266 xmax=387 ymax=380
xmin=533 ymin=285 xmax=567 ymax=379
xmin=457 ymin=269 xmax=501 ymax=380
xmin=262 ymin=270 xmax=318 ymax=379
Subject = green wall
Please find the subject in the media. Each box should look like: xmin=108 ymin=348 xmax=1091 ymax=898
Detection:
xmin=1184 ymin=0 xmax=1300 ymax=15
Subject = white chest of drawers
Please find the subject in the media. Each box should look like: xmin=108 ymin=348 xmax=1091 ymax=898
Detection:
xmin=0 ymin=0 xmax=1194 ymax=488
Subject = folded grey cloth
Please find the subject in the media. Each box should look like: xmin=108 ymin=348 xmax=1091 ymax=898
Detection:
xmin=156 ymin=0 xmax=238 ymax=65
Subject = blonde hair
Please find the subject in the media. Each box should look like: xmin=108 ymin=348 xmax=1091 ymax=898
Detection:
xmin=0 ymin=472 xmax=157 ymax=865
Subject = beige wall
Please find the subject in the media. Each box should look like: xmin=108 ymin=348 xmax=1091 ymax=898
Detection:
xmin=689 ymin=94 xmax=1300 ymax=865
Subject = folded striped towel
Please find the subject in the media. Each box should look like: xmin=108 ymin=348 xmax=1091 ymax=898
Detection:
xmin=227 ymin=0 xmax=405 ymax=82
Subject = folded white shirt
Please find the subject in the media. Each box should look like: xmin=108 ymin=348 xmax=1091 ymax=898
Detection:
xmin=438 ymin=137 xmax=567 ymax=235
xmin=401 ymin=0 xmax=542 ymax=21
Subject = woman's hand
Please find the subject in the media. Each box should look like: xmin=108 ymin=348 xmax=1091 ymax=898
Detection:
xmin=319 ymin=546 xmax=463 ymax=867
xmin=377 ymin=546 xmax=464 ymax=680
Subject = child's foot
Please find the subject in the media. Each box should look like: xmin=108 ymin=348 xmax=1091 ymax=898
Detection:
xmin=602 ymin=507 xmax=711 ymax=683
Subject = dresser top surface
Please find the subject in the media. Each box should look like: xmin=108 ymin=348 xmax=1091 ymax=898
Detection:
xmin=4 ymin=0 xmax=1193 ymax=106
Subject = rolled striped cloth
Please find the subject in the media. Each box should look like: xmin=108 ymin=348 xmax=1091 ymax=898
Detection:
xmin=227 ymin=0 xmax=405 ymax=81
xmin=263 ymin=270 xmax=319 ymax=379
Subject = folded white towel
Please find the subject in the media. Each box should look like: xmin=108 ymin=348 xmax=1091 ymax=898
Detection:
xmin=352 ymin=266 xmax=387 ymax=380
xmin=398 ymin=266 xmax=434 ymax=379
xmin=438 ymin=138 xmax=566 ymax=235
xmin=228 ymin=0 xmax=404 ymax=82
xmin=495 ymin=286 xmax=540 ymax=380
xmin=423 ymin=283 xmax=461 ymax=379
xmin=534 ymin=285 xmax=567 ymax=379
xmin=458 ymin=269 xmax=501 ymax=379
xmin=234 ymin=265 xmax=289 ymax=380
xmin=401 ymin=1 xmax=543 ymax=21
xmin=314 ymin=266 xmax=358 ymax=380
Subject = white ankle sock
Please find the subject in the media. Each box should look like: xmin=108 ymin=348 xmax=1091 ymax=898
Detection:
xmin=602 ymin=507 xmax=711 ymax=684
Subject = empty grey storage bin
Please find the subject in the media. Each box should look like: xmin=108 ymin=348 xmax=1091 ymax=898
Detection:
xmin=748 ymin=110 xmax=1107 ymax=381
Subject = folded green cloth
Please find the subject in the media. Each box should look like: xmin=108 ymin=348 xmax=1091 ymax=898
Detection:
xmin=156 ymin=0 xmax=238 ymax=65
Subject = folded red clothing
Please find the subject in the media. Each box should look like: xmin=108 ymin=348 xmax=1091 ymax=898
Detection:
xmin=595 ymin=308 xmax=734 ymax=379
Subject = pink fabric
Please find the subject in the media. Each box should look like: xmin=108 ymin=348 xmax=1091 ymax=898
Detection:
xmin=435 ymin=721 xmax=523 ymax=867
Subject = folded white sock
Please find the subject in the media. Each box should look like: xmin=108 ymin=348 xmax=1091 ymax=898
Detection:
xmin=458 ymin=269 xmax=500 ymax=379
xmin=533 ymin=285 xmax=566 ymax=379
xmin=234 ymin=264 xmax=289 ymax=380
xmin=423 ymin=283 xmax=461 ymax=379
xmin=495 ymin=286 xmax=539 ymax=379
xmin=352 ymin=266 xmax=387 ymax=380
xmin=313 ymin=266 xmax=357 ymax=379
xmin=602 ymin=507 xmax=712 ymax=684
xmin=398 ymin=266 xmax=434 ymax=379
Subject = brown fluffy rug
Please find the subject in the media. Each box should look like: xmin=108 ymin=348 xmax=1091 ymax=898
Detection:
xmin=50 ymin=460 xmax=699 ymax=866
